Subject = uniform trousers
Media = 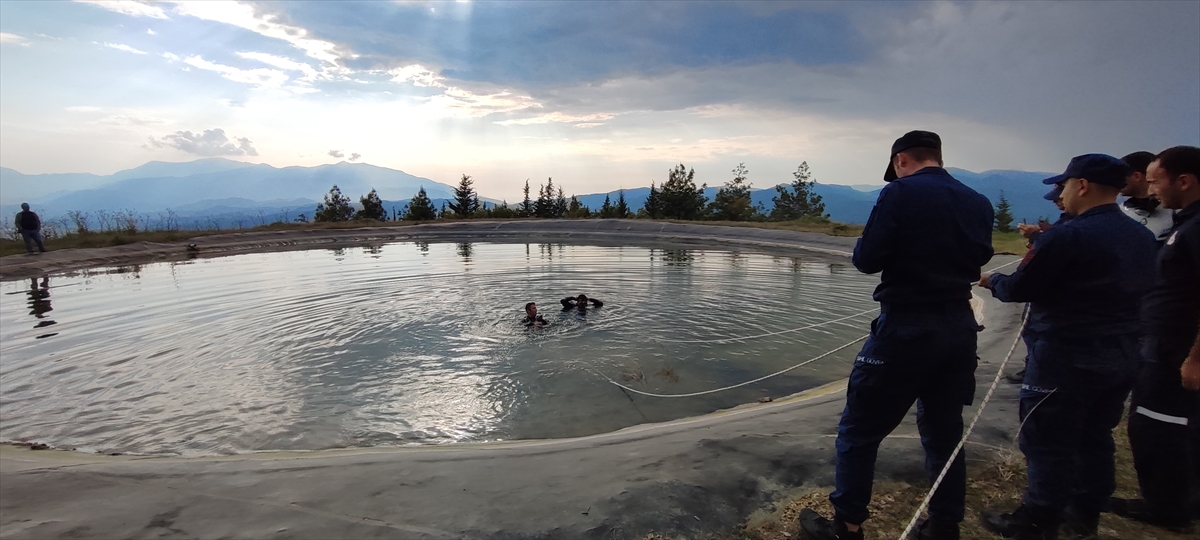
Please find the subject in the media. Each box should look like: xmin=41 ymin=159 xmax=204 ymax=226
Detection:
xmin=830 ymin=307 xmax=979 ymax=525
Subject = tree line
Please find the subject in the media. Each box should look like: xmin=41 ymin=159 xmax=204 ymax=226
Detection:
xmin=310 ymin=162 xmax=828 ymax=223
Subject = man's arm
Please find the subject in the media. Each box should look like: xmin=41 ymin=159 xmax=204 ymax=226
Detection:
xmin=561 ymin=297 xmax=575 ymax=309
xmin=589 ymin=298 xmax=603 ymax=307
xmin=14 ymin=214 xmax=21 ymax=232
xmin=982 ymin=227 xmax=1072 ymax=303
xmin=1182 ymin=320 xmax=1200 ymax=391
xmin=852 ymin=184 xmax=901 ymax=274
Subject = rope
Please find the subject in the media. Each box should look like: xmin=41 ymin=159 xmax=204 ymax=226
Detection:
xmin=600 ymin=334 xmax=869 ymax=398
xmin=667 ymin=308 xmax=878 ymax=344
xmin=601 ymin=257 xmax=1023 ymax=399
xmin=898 ymin=308 xmax=1029 ymax=539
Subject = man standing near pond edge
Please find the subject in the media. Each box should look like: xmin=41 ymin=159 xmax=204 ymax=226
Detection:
xmin=800 ymin=131 xmax=994 ymax=540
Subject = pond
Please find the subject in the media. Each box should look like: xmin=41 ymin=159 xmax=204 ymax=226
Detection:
xmin=0 ymin=241 xmax=880 ymax=456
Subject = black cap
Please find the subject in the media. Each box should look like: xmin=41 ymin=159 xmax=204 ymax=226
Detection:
xmin=884 ymin=130 xmax=941 ymax=182
xmin=1041 ymin=154 xmax=1131 ymax=190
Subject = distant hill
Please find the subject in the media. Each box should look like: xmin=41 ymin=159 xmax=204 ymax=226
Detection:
xmin=3 ymin=158 xmax=1067 ymax=229
xmin=1 ymin=159 xmax=458 ymax=219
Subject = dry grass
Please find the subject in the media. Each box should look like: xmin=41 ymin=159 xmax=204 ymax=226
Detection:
xmin=716 ymin=422 xmax=1193 ymax=540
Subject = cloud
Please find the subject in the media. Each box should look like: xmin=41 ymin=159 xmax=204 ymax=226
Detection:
xmin=0 ymin=32 xmax=31 ymax=46
xmin=389 ymin=64 xmax=444 ymax=88
xmin=161 ymin=52 xmax=180 ymax=61
xmin=65 ymin=106 xmax=102 ymax=112
xmin=146 ymin=128 xmax=258 ymax=156
xmin=349 ymin=153 xmax=361 ymax=161
xmin=75 ymin=0 xmax=169 ymax=19
xmin=146 ymin=28 xmax=156 ymax=35
xmin=104 ymin=42 xmax=147 ymax=55
xmin=495 ymin=112 xmax=615 ymax=127
xmin=327 ymin=149 xmax=344 ymax=158
xmin=183 ymin=55 xmax=289 ymax=88
xmin=236 ymin=51 xmax=319 ymax=82
xmin=172 ymin=1 xmax=352 ymax=72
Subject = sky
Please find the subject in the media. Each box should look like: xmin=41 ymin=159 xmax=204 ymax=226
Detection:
xmin=1 ymin=0 xmax=1198 ymax=200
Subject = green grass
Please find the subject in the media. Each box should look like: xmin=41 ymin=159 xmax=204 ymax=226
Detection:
xmin=992 ymin=231 xmax=1028 ymax=255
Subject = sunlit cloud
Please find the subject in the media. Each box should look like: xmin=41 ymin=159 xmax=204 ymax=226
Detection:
xmin=183 ymin=55 xmax=289 ymax=88
xmin=74 ymin=0 xmax=169 ymax=19
xmin=0 ymin=32 xmax=31 ymax=46
xmin=146 ymin=128 xmax=258 ymax=157
xmin=103 ymin=42 xmax=147 ymax=55
xmin=495 ymin=112 xmax=615 ymax=127
xmin=172 ymin=1 xmax=351 ymax=72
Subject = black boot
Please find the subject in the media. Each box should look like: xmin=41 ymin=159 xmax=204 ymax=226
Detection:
xmin=980 ymin=505 xmax=1058 ymax=540
xmin=798 ymin=508 xmax=863 ymax=540
xmin=1109 ymin=497 xmax=1193 ymax=533
xmin=1060 ymin=506 xmax=1098 ymax=540
xmin=915 ymin=517 xmax=960 ymax=540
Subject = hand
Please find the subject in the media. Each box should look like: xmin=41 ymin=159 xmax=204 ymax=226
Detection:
xmin=1017 ymin=223 xmax=1041 ymax=239
xmin=1182 ymin=357 xmax=1200 ymax=391
xmin=977 ymin=273 xmax=992 ymax=289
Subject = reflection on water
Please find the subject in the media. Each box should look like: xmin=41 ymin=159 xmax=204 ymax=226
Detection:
xmin=0 ymin=242 xmax=879 ymax=456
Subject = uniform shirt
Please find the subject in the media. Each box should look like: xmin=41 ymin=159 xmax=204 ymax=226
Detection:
xmin=853 ymin=167 xmax=994 ymax=306
xmin=988 ymin=204 xmax=1157 ymax=338
xmin=1120 ymin=197 xmax=1175 ymax=243
xmin=1141 ymin=200 xmax=1200 ymax=341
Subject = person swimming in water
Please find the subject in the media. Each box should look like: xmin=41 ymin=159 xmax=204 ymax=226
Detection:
xmin=522 ymin=302 xmax=548 ymax=327
xmin=561 ymin=294 xmax=603 ymax=311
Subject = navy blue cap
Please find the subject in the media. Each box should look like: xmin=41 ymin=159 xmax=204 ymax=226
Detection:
xmin=1041 ymin=154 xmax=1130 ymax=189
xmin=884 ymin=130 xmax=941 ymax=182
xmin=1043 ymin=185 xmax=1062 ymax=201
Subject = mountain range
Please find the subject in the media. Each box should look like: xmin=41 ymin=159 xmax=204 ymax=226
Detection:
xmin=1 ymin=158 xmax=1065 ymax=230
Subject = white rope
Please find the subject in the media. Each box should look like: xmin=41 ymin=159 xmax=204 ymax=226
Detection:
xmin=667 ymin=308 xmax=878 ymax=344
xmin=898 ymin=308 xmax=1029 ymax=539
xmin=601 ymin=333 xmax=869 ymax=398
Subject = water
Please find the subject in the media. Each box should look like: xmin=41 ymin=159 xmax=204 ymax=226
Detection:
xmin=0 ymin=241 xmax=880 ymax=456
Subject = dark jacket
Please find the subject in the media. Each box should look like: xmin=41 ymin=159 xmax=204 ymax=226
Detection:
xmin=853 ymin=167 xmax=994 ymax=307
xmin=1141 ymin=200 xmax=1200 ymax=342
xmin=15 ymin=210 xmax=40 ymax=232
xmin=988 ymin=203 xmax=1157 ymax=338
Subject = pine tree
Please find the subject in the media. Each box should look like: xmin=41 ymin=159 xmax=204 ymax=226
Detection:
xmin=535 ymin=178 xmax=556 ymax=218
xmin=642 ymin=182 xmax=662 ymax=219
xmin=519 ymin=180 xmax=534 ymax=217
xmin=708 ymin=163 xmax=757 ymax=221
xmin=403 ymin=187 xmax=437 ymax=221
xmin=314 ymin=184 xmax=355 ymax=222
xmin=448 ymin=174 xmax=480 ymax=218
xmin=567 ymin=195 xmax=590 ymax=218
xmin=994 ymin=191 xmax=1014 ymax=232
xmin=615 ymin=190 xmax=631 ymax=218
xmin=659 ymin=163 xmax=707 ymax=220
xmin=554 ymin=186 xmax=568 ymax=218
xmin=356 ymin=188 xmax=387 ymax=221
xmin=770 ymin=161 xmax=826 ymax=221
xmin=598 ymin=194 xmax=615 ymax=218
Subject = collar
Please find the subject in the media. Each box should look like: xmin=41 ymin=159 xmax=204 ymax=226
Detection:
xmin=1074 ymin=203 xmax=1121 ymax=220
xmin=1123 ymin=196 xmax=1161 ymax=213
xmin=1174 ymin=199 xmax=1200 ymax=225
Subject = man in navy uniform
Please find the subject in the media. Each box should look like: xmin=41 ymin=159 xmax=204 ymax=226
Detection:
xmin=978 ymin=154 xmax=1157 ymax=539
xmin=1112 ymin=145 xmax=1200 ymax=532
xmin=799 ymin=131 xmax=994 ymax=540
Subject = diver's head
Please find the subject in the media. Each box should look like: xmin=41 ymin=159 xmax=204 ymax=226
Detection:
xmin=525 ymin=302 xmax=537 ymax=316
xmin=576 ymin=294 xmax=588 ymax=304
